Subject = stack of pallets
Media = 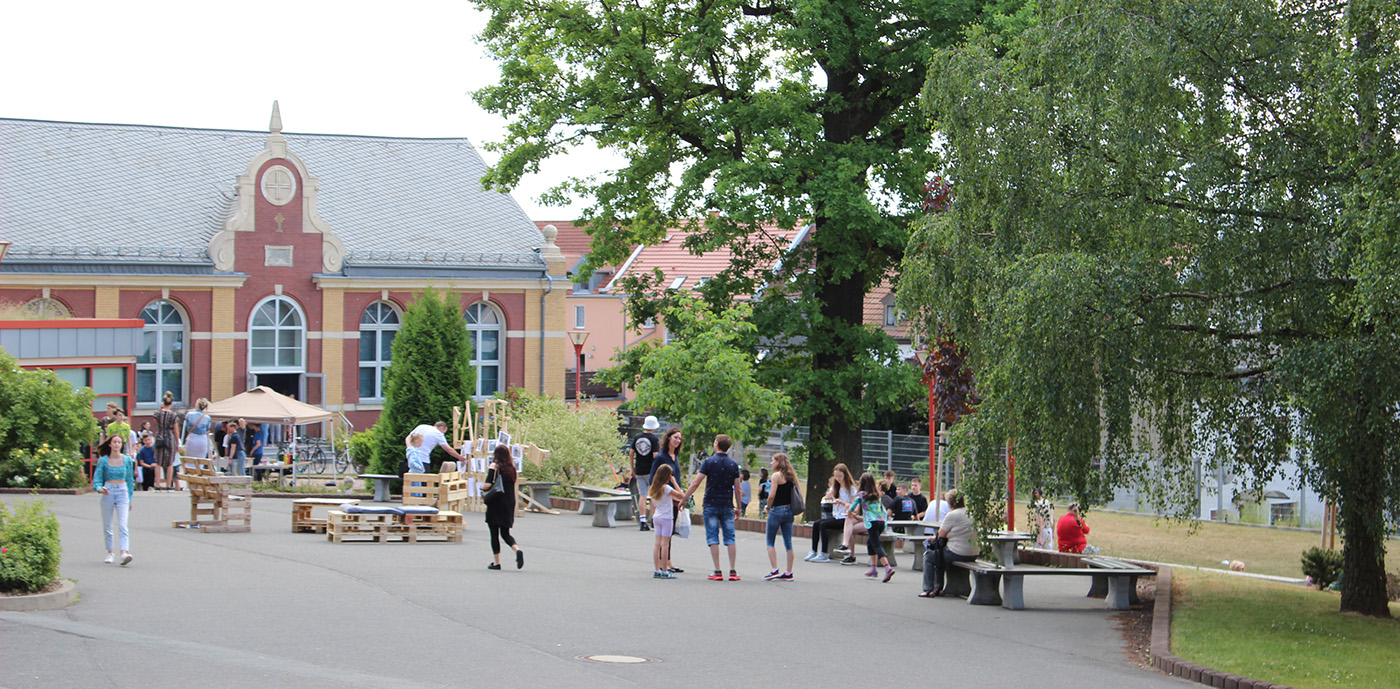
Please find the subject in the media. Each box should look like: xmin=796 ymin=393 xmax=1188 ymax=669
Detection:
xmin=173 ymin=457 xmax=252 ymax=533
xmin=326 ymin=510 xmax=464 ymax=544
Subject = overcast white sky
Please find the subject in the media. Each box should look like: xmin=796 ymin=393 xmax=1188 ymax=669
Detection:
xmin=0 ymin=0 xmax=610 ymax=221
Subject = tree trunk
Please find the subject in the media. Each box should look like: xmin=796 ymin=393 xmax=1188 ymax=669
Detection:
xmin=1337 ymin=427 xmax=1392 ymax=617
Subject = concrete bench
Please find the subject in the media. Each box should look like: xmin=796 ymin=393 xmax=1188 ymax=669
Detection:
xmin=954 ymin=561 xmax=1155 ymax=610
xmin=571 ymin=485 xmax=634 ymax=520
xmin=890 ymin=533 xmax=927 ymax=570
xmin=579 ymin=495 xmax=632 ymax=528
xmin=1083 ymin=556 xmax=1157 ymax=606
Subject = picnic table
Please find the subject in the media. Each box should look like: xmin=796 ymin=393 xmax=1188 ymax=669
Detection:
xmin=571 ymin=485 xmax=635 ymax=520
xmin=888 ymin=520 xmax=939 ymax=570
xmin=359 ymin=473 xmax=399 ymax=502
xmin=519 ymin=481 xmax=559 ymax=511
xmin=986 ymin=530 xmax=1035 ymax=566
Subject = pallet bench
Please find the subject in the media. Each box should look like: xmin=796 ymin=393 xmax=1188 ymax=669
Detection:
xmin=403 ymin=471 xmax=472 ymax=513
xmin=578 ymin=496 xmax=633 ymax=528
xmin=326 ymin=509 xmax=464 ymax=543
xmin=571 ymin=485 xmax=634 ymax=520
xmin=173 ymin=459 xmax=252 ymax=533
xmin=953 ymin=560 xmax=1155 ymax=610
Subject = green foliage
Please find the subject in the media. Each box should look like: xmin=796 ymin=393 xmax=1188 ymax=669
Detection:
xmin=470 ymin=0 xmax=1026 ymax=495
xmin=904 ymin=0 xmax=1400 ymax=616
xmin=0 ymin=500 xmax=63 ymax=593
xmin=0 ymin=351 xmax=98 ymax=488
xmin=0 ymin=444 xmax=84 ymax=489
xmin=504 ymin=391 xmax=626 ymax=495
xmin=348 ymin=426 xmax=378 ymax=475
xmin=595 ymin=294 xmax=789 ymax=458
xmin=1303 ymin=547 xmax=1346 ymax=591
xmin=372 ymin=288 xmax=476 ymax=475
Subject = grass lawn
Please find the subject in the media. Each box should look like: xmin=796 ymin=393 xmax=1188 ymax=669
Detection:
xmin=1172 ymin=569 xmax=1400 ymax=689
xmin=1042 ymin=506 xmax=1400 ymax=578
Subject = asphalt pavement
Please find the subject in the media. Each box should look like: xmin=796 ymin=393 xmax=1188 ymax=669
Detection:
xmin=0 ymin=492 xmax=1191 ymax=689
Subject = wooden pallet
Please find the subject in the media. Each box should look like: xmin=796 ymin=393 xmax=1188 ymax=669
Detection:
xmin=292 ymin=498 xmax=360 ymax=533
xmin=326 ymin=510 xmax=464 ymax=544
xmin=172 ymin=458 xmax=252 ymax=533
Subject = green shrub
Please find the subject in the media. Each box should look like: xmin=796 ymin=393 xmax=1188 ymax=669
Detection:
xmin=1301 ymin=546 xmax=1344 ymax=590
xmin=507 ymin=391 xmax=625 ymax=496
xmin=348 ymin=426 xmax=379 ymax=474
xmin=0 ymin=500 xmax=63 ymax=593
xmin=1 ymin=444 xmax=84 ymax=488
xmin=0 ymin=351 xmax=97 ymax=487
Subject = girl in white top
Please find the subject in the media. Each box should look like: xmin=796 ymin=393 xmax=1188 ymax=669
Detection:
xmin=648 ymin=464 xmax=685 ymax=578
xmin=805 ymin=463 xmax=855 ymax=562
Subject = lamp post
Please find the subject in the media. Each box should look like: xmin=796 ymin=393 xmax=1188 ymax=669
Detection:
xmin=568 ymin=330 xmax=589 ymax=410
xmin=916 ymin=346 xmax=939 ymax=511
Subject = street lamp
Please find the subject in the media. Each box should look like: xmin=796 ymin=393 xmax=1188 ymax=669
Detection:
xmin=568 ymin=330 xmax=589 ymax=410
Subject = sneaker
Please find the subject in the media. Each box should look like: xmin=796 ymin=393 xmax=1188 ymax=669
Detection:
xmin=640 ymin=522 xmax=650 ymax=532
xmin=834 ymin=545 xmax=850 ymax=554
xmin=764 ymin=569 xmax=781 ymax=581
xmin=668 ymin=567 xmax=684 ymax=574
xmin=864 ymin=567 xmax=878 ymax=578
xmin=658 ymin=571 xmax=676 ymax=579
xmin=654 ymin=570 xmax=664 ymax=579
xmin=103 ymin=553 xmax=114 ymax=564
xmin=120 ymin=553 xmax=132 ymax=566
xmin=883 ymin=567 xmax=896 ymax=583
xmin=487 ymin=563 xmax=502 ymax=570
xmin=728 ymin=570 xmax=741 ymax=581
xmin=777 ymin=572 xmax=794 ymax=581
xmin=804 ymin=550 xmax=819 ymax=562
xmin=812 ymin=553 xmax=831 ymax=563
xmin=708 ymin=571 xmax=724 ymax=581
xmin=840 ymin=555 xmax=858 ymax=565
xmin=516 ymin=549 xmax=524 ymax=569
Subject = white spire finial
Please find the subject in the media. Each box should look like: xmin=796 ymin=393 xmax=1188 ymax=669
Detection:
xmin=269 ymin=100 xmax=283 ymax=133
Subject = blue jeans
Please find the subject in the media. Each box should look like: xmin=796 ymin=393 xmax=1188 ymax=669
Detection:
xmin=765 ymin=504 xmax=794 ymax=551
xmin=230 ymin=452 xmax=246 ymax=477
xmin=100 ymin=483 xmax=130 ymax=552
xmin=703 ymin=505 xmax=736 ymax=546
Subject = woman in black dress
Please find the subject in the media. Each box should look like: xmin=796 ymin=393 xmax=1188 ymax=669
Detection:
xmin=481 ymin=444 xmax=523 ymax=570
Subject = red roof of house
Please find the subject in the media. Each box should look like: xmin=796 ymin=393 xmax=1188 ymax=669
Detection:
xmin=535 ymin=220 xmax=598 ymax=271
xmin=605 ymin=226 xmax=804 ymax=295
xmin=864 ymin=280 xmax=911 ymax=339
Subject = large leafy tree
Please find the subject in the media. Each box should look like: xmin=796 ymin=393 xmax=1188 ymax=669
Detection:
xmin=471 ymin=0 xmax=1029 ymax=508
xmin=371 ymin=289 xmax=476 ymax=475
xmin=902 ymin=0 xmax=1399 ymax=616
xmin=596 ymin=293 xmax=790 ymax=473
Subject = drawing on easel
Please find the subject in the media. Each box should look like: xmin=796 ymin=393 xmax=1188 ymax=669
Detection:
xmin=497 ymin=431 xmax=512 ymax=447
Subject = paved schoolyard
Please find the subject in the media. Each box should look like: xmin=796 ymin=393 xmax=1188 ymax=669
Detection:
xmin=1 ymin=492 xmax=1189 ymax=689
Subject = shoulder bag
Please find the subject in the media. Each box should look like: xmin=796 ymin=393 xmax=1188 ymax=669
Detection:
xmin=788 ymin=480 xmax=805 ymax=516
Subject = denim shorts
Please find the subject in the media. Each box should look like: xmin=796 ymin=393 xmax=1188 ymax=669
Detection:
xmin=702 ymin=505 xmax=736 ymax=546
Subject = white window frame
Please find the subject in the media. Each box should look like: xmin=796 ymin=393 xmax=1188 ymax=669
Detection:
xmin=884 ymin=304 xmax=897 ymax=326
xmin=248 ymin=296 xmax=307 ymax=374
xmin=136 ymin=300 xmax=186 ymax=406
xmin=574 ymin=305 xmax=586 ymax=329
xmin=464 ymin=301 xmax=505 ymax=399
xmin=358 ymin=301 xmax=400 ymax=402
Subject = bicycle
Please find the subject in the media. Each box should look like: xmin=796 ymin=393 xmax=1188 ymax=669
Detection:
xmin=278 ymin=436 xmax=329 ymax=474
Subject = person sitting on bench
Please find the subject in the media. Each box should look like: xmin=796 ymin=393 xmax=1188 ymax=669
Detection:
xmin=919 ymin=489 xmax=980 ymax=598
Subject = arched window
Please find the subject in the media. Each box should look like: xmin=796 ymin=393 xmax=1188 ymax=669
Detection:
xmin=24 ymin=298 xmax=69 ymax=318
xmin=358 ymin=301 xmax=399 ymax=401
xmin=464 ymin=302 xmax=503 ymax=398
xmin=137 ymin=300 xmax=185 ymax=404
xmin=249 ymin=296 xmax=305 ymax=372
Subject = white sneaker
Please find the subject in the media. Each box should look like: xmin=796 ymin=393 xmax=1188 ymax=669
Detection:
xmin=120 ymin=552 xmax=133 ymax=566
xmin=804 ymin=550 xmax=818 ymax=562
xmin=812 ymin=553 xmax=831 ymax=563
xmin=103 ymin=553 xmax=114 ymax=564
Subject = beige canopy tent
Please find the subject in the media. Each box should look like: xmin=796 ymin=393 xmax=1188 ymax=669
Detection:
xmin=205 ymin=386 xmax=333 ymax=424
xmin=203 ymin=386 xmax=336 ymax=463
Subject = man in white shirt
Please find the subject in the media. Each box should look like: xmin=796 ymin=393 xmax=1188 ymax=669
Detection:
xmin=405 ymin=421 xmax=467 ymax=467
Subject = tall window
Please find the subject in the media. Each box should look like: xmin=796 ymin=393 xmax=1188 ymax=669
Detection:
xmin=137 ymin=300 xmax=185 ymax=404
xmin=574 ymin=305 xmax=586 ymax=329
xmin=249 ymin=297 xmax=305 ymax=372
xmin=464 ymin=302 xmax=503 ymax=398
xmin=358 ymin=301 xmax=399 ymax=401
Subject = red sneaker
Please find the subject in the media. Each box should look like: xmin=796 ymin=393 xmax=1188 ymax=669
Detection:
xmin=707 ymin=571 xmax=724 ymax=581
xmin=728 ymin=570 xmax=741 ymax=581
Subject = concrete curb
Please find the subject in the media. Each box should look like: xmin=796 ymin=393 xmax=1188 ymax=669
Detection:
xmin=0 ymin=579 xmax=78 ymax=612
xmin=0 ymin=487 xmax=93 ymax=495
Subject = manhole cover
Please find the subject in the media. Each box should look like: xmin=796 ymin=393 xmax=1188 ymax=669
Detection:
xmin=578 ymin=655 xmax=657 ymax=664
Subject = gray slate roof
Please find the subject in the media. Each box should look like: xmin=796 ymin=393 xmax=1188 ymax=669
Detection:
xmin=0 ymin=118 xmax=544 ymax=271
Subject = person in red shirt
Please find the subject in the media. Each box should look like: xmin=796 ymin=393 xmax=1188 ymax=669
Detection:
xmin=1056 ymin=503 xmax=1094 ymax=554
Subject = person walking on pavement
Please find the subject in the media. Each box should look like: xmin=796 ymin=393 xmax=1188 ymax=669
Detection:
xmin=631 ymin=415 xmax=660 ymax=532
xmin=683 ymin=434 xmax=743 ymax=581
xmin=481 ymin=444 xmax=524 ymax=570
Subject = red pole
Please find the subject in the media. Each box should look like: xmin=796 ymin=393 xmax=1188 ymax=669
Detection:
xmin=1006 ymin=440 xmax=1016 ymax=531
xmin=927 ymin=379 xmax=937 ymax=509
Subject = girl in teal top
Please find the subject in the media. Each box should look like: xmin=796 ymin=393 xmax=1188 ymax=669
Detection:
xmin=850 ymin=473 xmax=894 ymax=582
xmin=93 ymin=435 xmax=136 ymax=565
